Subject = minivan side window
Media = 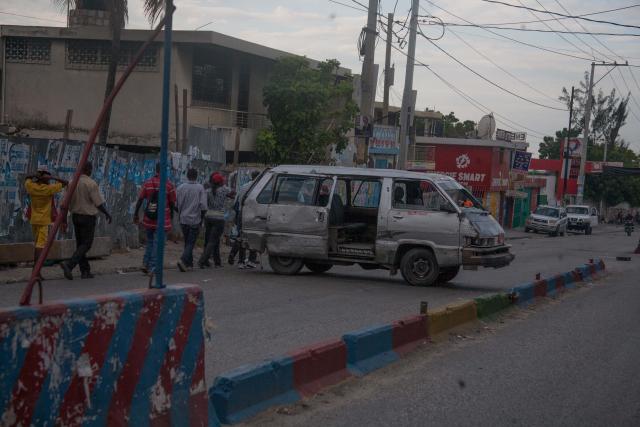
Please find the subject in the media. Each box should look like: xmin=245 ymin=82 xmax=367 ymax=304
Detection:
xmin=273 ymin=175 xmax=318 ymax=205
xmin=256 ymin=176 xmax=275 ymax=204
xmin=393 ymin=179 xmax=447 ymax=211
xmin=351 ymin=180 xmax=381 ymax=208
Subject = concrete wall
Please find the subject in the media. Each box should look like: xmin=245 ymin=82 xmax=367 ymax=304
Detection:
xmin=0 ymin=137 xmax=224 ymax=248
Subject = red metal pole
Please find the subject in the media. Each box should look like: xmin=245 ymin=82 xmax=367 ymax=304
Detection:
xmin=19 ymin=9 xmax=175 ymax=306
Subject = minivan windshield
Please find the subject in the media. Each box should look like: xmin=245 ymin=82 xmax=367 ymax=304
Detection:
xmin=534 ymin=206 xmax=559 ymax=217
xmin=437 ymin=179 xmax=484 ymax=210
xmin=567 ymin=206 xmax=589 ymax=215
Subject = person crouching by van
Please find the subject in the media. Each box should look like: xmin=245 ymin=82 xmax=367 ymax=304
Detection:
xmin=228 ymin=170 xmax=260 ymax=268
xmin=24 ymin=167 xmax=68 ymax=280
xmin=198 ymin=172 xmax=234 ymax=269
xmin=133 ymin=163 xmax=176 ymax=275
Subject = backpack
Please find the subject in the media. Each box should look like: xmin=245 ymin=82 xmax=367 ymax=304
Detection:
xmin=144 ymin=190 xmax=159 ymax=220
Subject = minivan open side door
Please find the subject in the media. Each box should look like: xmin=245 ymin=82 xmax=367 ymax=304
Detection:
xmin=265 ymin=174 xmax=337 ymax=260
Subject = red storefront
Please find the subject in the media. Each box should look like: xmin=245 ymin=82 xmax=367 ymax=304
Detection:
xmin=410 ymin=137 xmax=528 ymax=225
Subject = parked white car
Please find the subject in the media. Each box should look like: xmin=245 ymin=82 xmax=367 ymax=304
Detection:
xmin=566 ymin=205 xmax=598 ymax=235
xmin=524 ymin=205 xmax=568 ymax=236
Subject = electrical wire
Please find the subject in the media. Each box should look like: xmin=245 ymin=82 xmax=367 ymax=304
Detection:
xmin=447 ymin=29 xmax=562 ymax=105
xmin=328 ymin=0 xmax=367 ymax=12
xmin=431 ymin=22 xmax=640 ymax=37
xmin=0 ymin=10 xmax=66 ymax=24
xmin=609 ymin=74 xmax=640 ymax=124
xmin=423 ymin=36 xmax=567 ymax=111
xmin=616 ymin=68 xmax=640 ymax=120
xmin=382 ymin=34 xmax=549 ymax=137
xmin=480 ymin=0 xmax=640 ymax=30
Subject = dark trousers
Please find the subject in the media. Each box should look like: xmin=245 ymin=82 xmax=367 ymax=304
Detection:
xmin=199 ymin=218 xmax=225 ymax=267
xmin=180 ymin=223 xmax=200 ymax=267
xmin=68 ymin=214 xmax=96 ymax=274
xmin=229 ymin=232 xmax=257 ymax=263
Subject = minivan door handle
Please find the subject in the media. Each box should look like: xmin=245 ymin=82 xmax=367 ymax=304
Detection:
xmin=256 ymin=215 xmax=267 ymax=221
xmin=392 ymin=215 xmax=404 ymax=220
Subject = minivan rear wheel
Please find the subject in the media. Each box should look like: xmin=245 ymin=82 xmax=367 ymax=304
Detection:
xmin=400 ymin=248 xmax=439 ymax=286
xmin=269 ymin=255 xmax=303 ymax=275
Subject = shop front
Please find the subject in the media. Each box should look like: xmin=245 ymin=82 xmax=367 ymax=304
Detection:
xmin=368 ymin=125 xmax=399 ymax=169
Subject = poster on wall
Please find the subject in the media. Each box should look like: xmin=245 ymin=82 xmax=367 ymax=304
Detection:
xmin=368 ymin=125 xmax=399 ymax=155
xmin=512 ymin=151 xmax=532 ymax=172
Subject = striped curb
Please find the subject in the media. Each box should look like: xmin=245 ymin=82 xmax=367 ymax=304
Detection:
xmin=0 ymin=285 xmax=208 ymax=426
xmin=207 ymin=259 xmax=606 ymax=424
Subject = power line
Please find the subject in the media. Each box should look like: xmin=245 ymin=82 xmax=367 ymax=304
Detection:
xmin=463 ymin=4 xmax=640 ymax=27
xmin=516 ymin=0 xmax=595 ymax=60
xmin=422 ymin=1 xmax=595 ymax=61
xmin=327 ymin=0 xmax=367 ymax=12
xmin=431 ymin=22 xmax=640 ymax=37
xmin=481 ymin=0 xmax=640 ymax=30
xmin=383 ymin=35 xmax=549 ymax=137
xmin=616 ymin=68 xmax=640 ymax=120
xmin=447 ymin=29 xmax=563 ymax=104
xmin=423 ymin=36 xmax=567 ymax=111
xmin=0 ymin=10 xmax=66 ymax=24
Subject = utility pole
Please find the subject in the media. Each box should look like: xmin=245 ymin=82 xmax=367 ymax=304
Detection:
xmin=360 ymin=0 xmax=379 ymax=165
xmin=561 ymin=86 xmax=574 ymax=203
xmin=576 ymin=63 xmax=595 ymax=204
xmin=382 ymin=12 xmax=394 ymax=126
xmin=397 ymin=0 xmax=419 ymax=170
xmin=576 ymin=61 xmax=629 ymax=203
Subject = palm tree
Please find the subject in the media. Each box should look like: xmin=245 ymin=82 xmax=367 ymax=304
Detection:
xmin=54 ymin=0 xmax=165 ymax=144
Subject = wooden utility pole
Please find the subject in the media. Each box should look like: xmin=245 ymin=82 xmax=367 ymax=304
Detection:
xmin=397 ymin=0 xmax=419 ymax=170
xmin=182 ymin=88 xmax=188 ymax=153
xmin=174 ymin=84 xmax=180 ymax=151
xmin=63 ymin=109 xmax=73 ymax=140
xmin=382 ymin=12 xmax=394 ymax=126
xmin=359 ymin=0 xmax=379 ymax=165
xmin=561 ymin=86 xmax=574 ymax=202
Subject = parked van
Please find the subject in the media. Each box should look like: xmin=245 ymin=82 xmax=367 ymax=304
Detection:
xmin=241 ymin=166 xmax=514 ymax=286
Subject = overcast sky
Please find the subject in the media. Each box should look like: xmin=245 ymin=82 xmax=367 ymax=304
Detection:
xmin=3 ymin=0 xmax=640 ymax=156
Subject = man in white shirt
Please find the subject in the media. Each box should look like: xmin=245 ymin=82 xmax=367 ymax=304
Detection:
xmin=176 ymin=168 xmax=207 ymax=272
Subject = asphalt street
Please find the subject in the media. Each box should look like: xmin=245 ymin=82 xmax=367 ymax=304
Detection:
xmin=246 ymin=257 xmax=640 ymax=427
xmin=0 ymin=225 xmax=637 ymax=384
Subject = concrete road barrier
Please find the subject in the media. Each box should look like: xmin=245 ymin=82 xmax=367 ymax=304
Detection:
xmin=209 ymin=357 xmax=298 ymax=424
xmin=511 ymin=282 xmax=535 ymax=305
xmin=289 ymin=339 xmax=351 ymax=398
xmin=392 ymin=315 xmax=428 ymax=355
xmin=0 ymin=285 xmax=207 ymax=426
xmin=427 ymin=301 xmax=477 ymax=336
xmin=0 ymin=237 xmax=112 ymax=265
xmin=475 ymin=294 xmax=511 ymax=318
xmin=533 ymin=279 xmax=548 ymax=298
xmin=343 ymin=325 xmax=399 ymax=376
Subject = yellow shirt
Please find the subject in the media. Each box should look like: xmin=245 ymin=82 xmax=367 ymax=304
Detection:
xmin=70 ymin=174 xmax=105 ymax=216
xmin=25 ymin=180 xmax=64 ymax=225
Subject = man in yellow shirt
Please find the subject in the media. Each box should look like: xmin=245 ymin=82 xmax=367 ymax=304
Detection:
xmin=24 ymin=168 xmax=68 ymax=278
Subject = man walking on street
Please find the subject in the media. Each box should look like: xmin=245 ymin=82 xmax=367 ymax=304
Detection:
xmin=176 ymin=168 xmax=207 ymax=272
xmin=24 ymin=167 xmax=68 ymax=279
xmin=198 ymin=172 xmax=233 ymax=269
xmin=134 ymin=163 xmax=176 ymax=275
xmin=60 ymin=161 xmax=112 ymax=280
xmin=229 ymin=170 xmax=260 ymax=268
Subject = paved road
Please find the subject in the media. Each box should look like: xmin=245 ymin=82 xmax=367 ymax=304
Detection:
xmin=246 ymin=261 xmax=640 ymax=427
xmin=0 ymin=225 xmax=636 ymax=383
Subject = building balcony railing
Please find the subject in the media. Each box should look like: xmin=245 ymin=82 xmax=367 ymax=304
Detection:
xmin=190 ymin=105 xmax=271 ymax=130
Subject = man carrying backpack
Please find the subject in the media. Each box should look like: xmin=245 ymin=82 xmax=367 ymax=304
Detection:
xmin=133 ymin=163 xmax=176 ymax=275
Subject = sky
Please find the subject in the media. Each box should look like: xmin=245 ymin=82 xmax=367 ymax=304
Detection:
xmin=2 ymin=0 xmax=640 ymax=156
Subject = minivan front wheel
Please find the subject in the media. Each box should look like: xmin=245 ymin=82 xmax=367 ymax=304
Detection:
xmin=269 ymin=255 xmax=304 ymax=275
xmin=400 ymin=248 xmax=439 ymax=286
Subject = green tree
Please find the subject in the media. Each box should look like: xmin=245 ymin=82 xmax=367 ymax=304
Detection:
xmin=442 ymin=112 xmax=475 ymax=138
xmin=256 ymin=57 xmax=358 ymax=164
xmin=54 ymin=1 xmax=164 ymax=144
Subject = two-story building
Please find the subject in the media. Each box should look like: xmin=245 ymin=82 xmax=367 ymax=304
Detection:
xmin=0 ymin=11 xmax=349 ymax=163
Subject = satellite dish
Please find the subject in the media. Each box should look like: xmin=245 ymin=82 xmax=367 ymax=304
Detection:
xmin=477 ymin=113 xmax=496 ymax=140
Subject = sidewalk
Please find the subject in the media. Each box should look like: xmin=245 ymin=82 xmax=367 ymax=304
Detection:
xmin=0 ymin=240 xmax=228 ymax=285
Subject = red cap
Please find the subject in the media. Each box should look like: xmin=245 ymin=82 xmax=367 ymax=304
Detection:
xmin=211 ymin=172 xmax=224 ymax=185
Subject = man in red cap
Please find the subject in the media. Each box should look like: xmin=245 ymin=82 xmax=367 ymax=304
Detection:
xmin=198 ymin=172 xmax=234 ymax=268
xmin=133 ymin=163 xmax=176 ymax=275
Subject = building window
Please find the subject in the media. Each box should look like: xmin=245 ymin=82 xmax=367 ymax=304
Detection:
xmin=192 ymin=47 xmax=232 ymax=107
xmin=65 ymin=40 xmax=158 ymax=71
xmin=5 ymin=37 xmax=51 ymax=64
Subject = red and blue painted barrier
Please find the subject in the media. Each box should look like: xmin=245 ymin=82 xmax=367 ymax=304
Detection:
xmin=289 ymin=339 xmax=351 ymax=397
xmin=0 ymin=285 xmax=207 ymax=426
xmin=343 ymin=325 xmax=399 ymax=376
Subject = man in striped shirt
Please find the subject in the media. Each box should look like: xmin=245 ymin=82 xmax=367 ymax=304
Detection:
xmin=133 ymin=163 xmax=177 ymax=275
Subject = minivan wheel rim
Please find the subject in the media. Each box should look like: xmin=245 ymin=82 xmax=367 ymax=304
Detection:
xmin=412 ymin=258 xmax=431 ymax=278
xmin=276 ymin=256 xmax=295 ymax=267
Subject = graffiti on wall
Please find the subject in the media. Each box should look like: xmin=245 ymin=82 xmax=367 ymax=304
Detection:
xmin=0 ymin=137 xmax=224 ymax=246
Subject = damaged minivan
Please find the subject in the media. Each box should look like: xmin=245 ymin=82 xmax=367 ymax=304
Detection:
xmin=240 ymin=165 xmax=514 ymax=286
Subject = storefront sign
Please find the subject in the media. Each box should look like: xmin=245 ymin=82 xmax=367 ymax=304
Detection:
xmin=496 ymin=128 xmax=527 ymax=142
xmin=512 ymin=150 xmax=532 ymax=172
xmin=369 ymin=125 xmax=399 ymax=154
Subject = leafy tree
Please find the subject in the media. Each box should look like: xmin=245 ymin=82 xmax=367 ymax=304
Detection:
xmin=442 ymin=112 xmax=476 ymax=138
xmin=537 ymin=128 xmax=581 ymax=159
xmin=256 ymin=57 xmax=358 ymax=164
xmin=54 ymin=0 xmax=164 ymax=144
